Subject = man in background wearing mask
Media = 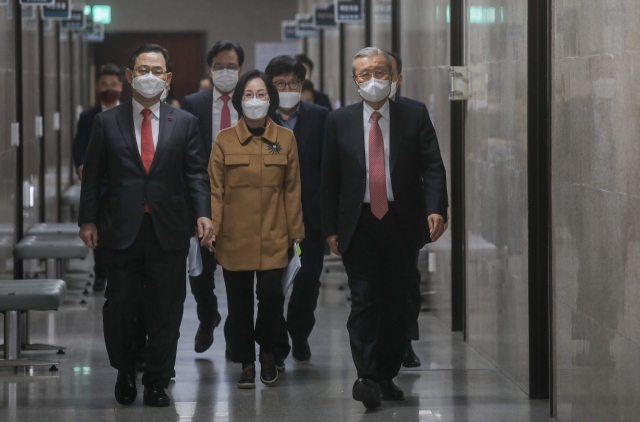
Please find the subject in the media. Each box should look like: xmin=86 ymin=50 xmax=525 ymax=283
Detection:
xmin=264 ymin=55 xmax=329 ymax=371
xmin=321 ymin=47 xmax=448 ymax=409
xmin=79 ymin=44 xmax=213 ymax=407
xmin=181 ymin=40 xmax=243 ymax=355
xmin=72 ymin=63 xmax=123 ymax=292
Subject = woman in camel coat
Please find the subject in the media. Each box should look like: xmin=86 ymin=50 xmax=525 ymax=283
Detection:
xmin=208 ymin=70 xmax=304 ymax=389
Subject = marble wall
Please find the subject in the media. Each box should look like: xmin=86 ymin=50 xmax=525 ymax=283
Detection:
xmin=399 ymin=0 xmax=453 ymax=328
xmin=0 ymin=5 xmax=16 ymax=277
xmin=552 ymin=0 xmax=640 ymax=420
xmin=464 ymin=0 xmax=530 ymax=393
xmin=43 ymin=21 xmax=59 ymax=223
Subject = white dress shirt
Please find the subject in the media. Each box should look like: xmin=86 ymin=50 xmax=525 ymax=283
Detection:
xmin=132 ymin=99 xmax=160 ymax=154
xmin=212 ymin=87 xmax=239 ymax=140
xmin=363 ymin=100 xmax=395 ymax=203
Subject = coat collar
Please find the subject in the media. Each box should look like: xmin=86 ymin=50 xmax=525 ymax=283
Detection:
xmin=234 ymin=117 xmax=278 ymax=144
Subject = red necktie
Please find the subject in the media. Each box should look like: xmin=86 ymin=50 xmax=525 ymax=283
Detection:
xmin=220 ymin=95 xmax=231 ymax=130
xmin=369 ymin=111 xmax=388 ymax=219
xmin=140 ymin=108 xmax=155 ymax=212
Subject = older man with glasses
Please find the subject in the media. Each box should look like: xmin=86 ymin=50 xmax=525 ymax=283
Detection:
xmin=321 ymin=47 xmax=448 ymax=409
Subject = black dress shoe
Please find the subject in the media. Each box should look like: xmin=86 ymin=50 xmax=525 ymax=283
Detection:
xmin=259 ymin=351 xmax=278 ymax=386
xmin=402 ymin=341 xmax=422 ymax=368
xmin=237 ymin=364 xmax=256 ymax=389
xmin=194 ymin=323 xmax=214 ymax=353
xmin=352 ymin=378 xmax=382 ymax=409
xmin=143 ymin=386 xmax=170 ymax=407
xmin=292 ymin=340 xmax=311 ymax=364
xmin=114 ymin=370 xmax=137 ymax=405
xmin=93 ymin=278 xmax=106 ymax=292
xmin=273 ymin=354 xmax=286 ymax=372
xmin=378 ymin=379 xmax=404 ymax=401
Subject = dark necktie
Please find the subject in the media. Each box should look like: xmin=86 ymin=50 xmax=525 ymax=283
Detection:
xmin=369 ymin=111 xmax=388 ymax=219
xmin=220 ymin=95 xmax=231 ymax=130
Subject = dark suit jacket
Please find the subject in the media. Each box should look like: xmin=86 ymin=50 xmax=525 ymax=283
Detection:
xmin=321 ymin=100 xmax=448 ymax=254
xmin=271 ymin=101 xmax=329 ymax=233
xmin=181 ymin=88 xmax=214 ymax=155
xmin=72 ymin=104 xmax=102 ymax=168
xmin=394 ymin=94 xmax=426 ymax=109
xmin=314 ymin=90 xmax=333 ymax=111
xmin=78 ymin=100 xmax=211 ymax=251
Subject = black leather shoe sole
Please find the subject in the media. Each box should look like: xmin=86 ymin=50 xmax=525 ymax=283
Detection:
xmin=402 ymin=356 xmax=422 ymax=368
xmin=353 ymin=382 xmax=382 ymax=409
xmin=143 ymin=393 xmax=170 ymax=407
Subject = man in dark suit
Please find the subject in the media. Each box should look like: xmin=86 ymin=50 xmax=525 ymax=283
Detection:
xmin=322 ymin=48 xmax=448 ymax=409
xmin=295 ymin=54 xmax=333 ymax=111
xmin=181 ymin=40 xmax=244 ymax=354
xmin=79 ymin=44 xmax=213 ymax=407
xmin=72 ymin=63 xmax=123 ymax=292
xmin=264 ymin=55 xmax=329 ymax=370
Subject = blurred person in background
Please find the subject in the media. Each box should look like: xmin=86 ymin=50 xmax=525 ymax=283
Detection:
xmin=199 ymin=73 xmax=214 ymax=91
xmin=301 ymin=79 xmax=315 ymax=104
xmin=72 ymin=63 xmax=123 ymax=292
xmin=265 ymin=55 xmax=329 ymax=371
xmin=295 ymin=54 xmax=333 ymax=111
xmin=208 ymin=70 xmax=304 ymax=389
xmin=181 ymin=40 xmax=244 ymax=355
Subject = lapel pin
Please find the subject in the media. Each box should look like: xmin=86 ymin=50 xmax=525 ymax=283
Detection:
xmin=168 ymin=117 xmax=173 ymax=122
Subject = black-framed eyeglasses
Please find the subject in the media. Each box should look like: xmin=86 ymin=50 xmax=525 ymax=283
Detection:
xmin=212 ymin=63 xmax=239 ymax=71
xmin=133 ymin=66 xmax=167 ymax=77
xmin=353 ymin=70 xmax=390 ymax=83
xmin=274 ymin=80 xmax=301 ymax=91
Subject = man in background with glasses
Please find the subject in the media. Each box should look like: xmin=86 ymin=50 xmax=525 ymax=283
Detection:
xmin=264 ymin=55 xmax=330 ymax=372
xmin=79 ymin=44 xmax=213 ymax=407
xmin=181 ymin=40 xmax=244 ymax=356
xmin=321 ymin=47 xmax=448 ymax=409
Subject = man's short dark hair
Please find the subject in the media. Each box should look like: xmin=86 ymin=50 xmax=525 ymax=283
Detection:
xmin=302 ymin=79 xmax=314 ymax=92
xmin=207 ymin=40 xmax=245 ymax=68
xmin=231 ymin=70 xmax=280 ymax=117
xmin=128 ymin=44 xmax=172 ymax=72
xmin=97 ymin=63 xmax=122 ymax=82
xmin=386 ymin=51 xmax=402 ymax=75
xmin=295 ymin=54 xmax=314 ymax=72
xmin=264 ymin=55 xmax=307 ymax=81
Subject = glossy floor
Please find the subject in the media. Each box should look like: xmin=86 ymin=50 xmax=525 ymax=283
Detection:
xmin=0 ymin=263 xmax=553 ymax=421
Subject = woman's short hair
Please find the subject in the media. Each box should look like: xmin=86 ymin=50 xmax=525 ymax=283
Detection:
xmin=232 ymin=70 xmax=280 ymax=117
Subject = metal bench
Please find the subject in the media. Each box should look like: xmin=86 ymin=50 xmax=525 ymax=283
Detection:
xmin=61 ymin=184 xmax=81 ymax=207
xmin=0 ymin=279 xmax=66 ymax=370
xmin=15 ymin=235 xmax=89 ymax=279
xmin=26 ymin=223 xmax=79 ymax=236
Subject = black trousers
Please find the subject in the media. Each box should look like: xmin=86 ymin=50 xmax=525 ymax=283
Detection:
xmin=223 ymin=268 xmax=285 ymax=364
xmin=341 ymin=204 xmax=415 ymax=380
xmin=102 ymin=214 xmax=188 ymax=388
xmin=273 ymin=228 xmax=325 ymax=358
xmin=188 ymin=244 xmax=220 ymax=325
xmin=407 ymin=253 xmax=422 ymax=341
xmin=93 ymin=247 xmax=107 ymax=280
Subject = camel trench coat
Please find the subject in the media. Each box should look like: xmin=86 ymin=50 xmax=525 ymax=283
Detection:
xmin=208 ymin=118 xmax=305 ymax=271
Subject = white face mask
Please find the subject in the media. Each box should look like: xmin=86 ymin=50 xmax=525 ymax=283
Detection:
xmin=389 ymin=80 xmax=398 ymax=98
xmin=278 ymin=91 xmax=301 ymax=109
xmin=357 ymin=77 xmax=391 ymax=103
xmin=131 ymin=73 xmax=167 ymax=99
xmin=212 ymin=68 xmax=239 ymax=93
xmin=242 ymin=98 xmax=270 ymax=120
xmin=160 ymin=88 xmax=168 ymax=102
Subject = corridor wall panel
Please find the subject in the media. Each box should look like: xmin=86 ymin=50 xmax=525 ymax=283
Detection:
xmin=464 ymin=0 xmax=530 ymax=393
xmin=552 ymin=0 xmax=640 ymax=420
xmin=343 ymin=23 xmax=366 ymax=106
xmin=22 ymin=17 xmax=41 ymax=232
xmin=59 ymin=32 xmax=71 ymax=192
xmin=399 ymin=0 xmax=453 ymax=328
xmin=0 ymin=6 xmax=16 ymax=276
xmin=44 ymin=21 xmax=58 ymax=222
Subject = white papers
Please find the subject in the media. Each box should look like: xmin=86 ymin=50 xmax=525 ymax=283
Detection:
xmin=282 ymin=243 xmax=302 ymax=293
xmin=188 ymin=236 xmax=203 ymax=277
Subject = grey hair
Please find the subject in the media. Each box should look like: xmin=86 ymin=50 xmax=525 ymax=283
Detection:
xmin=351 ymin=47 xmax=392 ymax=76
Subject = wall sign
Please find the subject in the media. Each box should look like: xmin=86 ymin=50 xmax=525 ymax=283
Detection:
xmin=314 ymin=3 xmax=337 ymax=28
xmin=281 ymin=20 xmax=299 ymax=42
xmin=61 ymin=8 xmax=85 ymax=29
xmin=335 ymin=0 xmax=363 ymax=22
xmin=42 ymin=0 xmax=72 ymax=20
xmin=295 ymin=13 xmax=316 ymax=37
xmin=83 ymin=18 xmax=104 ymax=42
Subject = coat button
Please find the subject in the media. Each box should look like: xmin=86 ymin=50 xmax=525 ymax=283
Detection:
xmin=141 ymin=199 xmax=146 ymax=205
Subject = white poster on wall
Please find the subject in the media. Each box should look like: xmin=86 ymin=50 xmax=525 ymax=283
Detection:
xmin=254 ymin=42 xmax=300 ymax=72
